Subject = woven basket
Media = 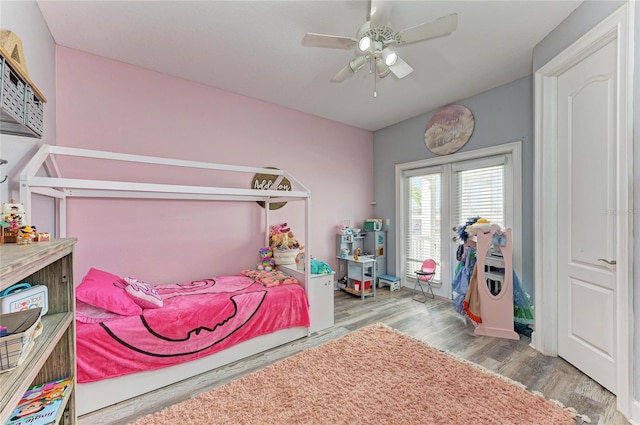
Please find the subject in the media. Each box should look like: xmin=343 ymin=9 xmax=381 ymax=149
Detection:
xmin=0 ymin=309 xmax=42 ymax=372
xmin=1 ymin=59 xmax=25 ymax=122
xmin=273 ymin=249 xmax=300 ymax=265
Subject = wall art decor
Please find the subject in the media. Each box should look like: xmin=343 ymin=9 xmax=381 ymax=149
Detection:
xmin=424 ymin=104 xmax=474 ymax=155
xmin=251 ymin=167 xmax=291 ymax=210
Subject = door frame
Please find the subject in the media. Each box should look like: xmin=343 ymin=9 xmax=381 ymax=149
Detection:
xmin=533 ymin=2 xmax=634 ymax=418
xmin=395 ymin=141 xmax=522 ymax=297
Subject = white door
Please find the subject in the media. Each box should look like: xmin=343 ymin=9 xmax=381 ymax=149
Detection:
xmin=556 ymin=39 xmax=617 ymax=394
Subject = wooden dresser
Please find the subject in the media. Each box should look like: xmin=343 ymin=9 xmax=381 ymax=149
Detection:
xmin=0 ymin=238 xmax=77 ymax=424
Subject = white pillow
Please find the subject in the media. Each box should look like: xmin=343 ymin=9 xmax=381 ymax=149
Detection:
xmin=124 ymin=277 xmax=163 ymax=309
xmin=76 ymin=301 xmax=123 ymax=323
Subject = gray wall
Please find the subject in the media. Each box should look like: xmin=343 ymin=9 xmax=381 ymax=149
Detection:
xmin=533 ymin=0 xmax=626 ymax=70
xmin=0 ymin=0 xmax=57 ymax=232
xmin=373 ymin=75 xmax=534 ymax=295
xmin=532 ymin=0 xmax=638 ymax=410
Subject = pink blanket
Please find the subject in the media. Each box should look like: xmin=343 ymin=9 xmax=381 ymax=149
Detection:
xmin=76 ymin=275 xmax=309 ymax=383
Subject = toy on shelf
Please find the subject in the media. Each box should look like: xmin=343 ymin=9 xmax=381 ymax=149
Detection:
xmin=364 ymin=219 xmax=382 ymax=231
xmin=295 ymin=251 xmax=305 ymax=270
xmin=0 ymin=201 xmax=51 ymax=244
xmin=269 ymin=222 xmax=291 ymax=237
xmin=16 ymin=225 xmax=37 ymax=245
xmin=268 ymin=223 xmax=304 ymax=265
xmin=2 ymin=201 xmax=25 ymax=243
xmin=0 ymin=220 xmax=9 ymax=244
xmin=269 ymin=223 xmax=303 ymax=252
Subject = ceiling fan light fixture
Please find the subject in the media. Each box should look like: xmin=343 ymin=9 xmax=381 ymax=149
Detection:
xmin=382 ymin=48 xmax=397 ymax=66
xmin=358 ymin=36 xmax=371 ymax=52
xmin=349 ymin=55 xmax=367 ymax=73
xmin=376 ymin=59 xmax=391 ymax=78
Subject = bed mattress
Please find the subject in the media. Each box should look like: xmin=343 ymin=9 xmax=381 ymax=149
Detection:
xmin=76 ymin=274 xmax=309 ymax=383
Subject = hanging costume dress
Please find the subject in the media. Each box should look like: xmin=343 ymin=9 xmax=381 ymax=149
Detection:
xmin=451 ymin=245 xmax=534 ymax=327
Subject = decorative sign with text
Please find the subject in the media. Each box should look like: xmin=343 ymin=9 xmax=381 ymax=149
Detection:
xmin=424 ymin=104 xmax=475 ymax=155
xmin=251 ymin=167 xmax=291 ymax=210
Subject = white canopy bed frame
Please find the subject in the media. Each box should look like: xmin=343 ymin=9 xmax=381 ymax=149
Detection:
xmin=19 ymin=144 xmax=313 ymax=415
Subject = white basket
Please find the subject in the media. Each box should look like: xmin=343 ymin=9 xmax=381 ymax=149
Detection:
xmin=273 ymin=249 xmax=299 ymax=265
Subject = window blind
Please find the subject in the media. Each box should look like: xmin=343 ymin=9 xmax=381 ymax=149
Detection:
xmin=404 ymin=172 xmax=441 ymax=281
xmin=453 ymin=163 xmax=505 ymax=231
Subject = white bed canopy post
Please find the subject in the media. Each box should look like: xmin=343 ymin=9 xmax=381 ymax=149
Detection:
xmin=304 ymin=196 xmax=311 ymax=290
xmin=264 ymin=200 xmax=271 ymax=248
xmin=19 ymin=144 xmax=69 ymax=237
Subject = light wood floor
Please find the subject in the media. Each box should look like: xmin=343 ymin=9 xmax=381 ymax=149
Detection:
xmin=79 ymin=287 xmax=629 ymax=425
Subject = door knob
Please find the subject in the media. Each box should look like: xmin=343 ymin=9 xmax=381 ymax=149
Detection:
xmin=597 ymin=258 xmax=617 ymax=265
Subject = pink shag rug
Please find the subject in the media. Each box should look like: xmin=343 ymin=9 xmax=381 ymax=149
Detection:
xmin=131 ymin=324 xmax=579 ymax=425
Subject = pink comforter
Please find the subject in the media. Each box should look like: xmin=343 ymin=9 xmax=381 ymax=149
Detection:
xmin=76 ymin=275 xmax=309 ymax=383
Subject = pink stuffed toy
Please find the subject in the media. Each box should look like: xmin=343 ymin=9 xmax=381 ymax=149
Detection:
xmin=269 ymin=223 xmax=291 ymax=237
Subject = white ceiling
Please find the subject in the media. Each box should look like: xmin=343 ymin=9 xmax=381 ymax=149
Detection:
xmin=36 ymin=0 xmax=582 ymax=131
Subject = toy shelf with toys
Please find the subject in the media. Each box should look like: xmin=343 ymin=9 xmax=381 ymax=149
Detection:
xmin=1 ymin=201 xmax=50 ymax=245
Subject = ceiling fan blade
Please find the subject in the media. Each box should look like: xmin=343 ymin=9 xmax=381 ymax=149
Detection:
xmin=368 ymin=0 xmax=393 ymax=28
xmin=389 ymin=57 xmax=414 ymax=79
xmin=302 ymin=33 xmax=357 ymax=49
xmin=331 ymin=64 xmax=354 ymax=83
xmin=394 ymin=13 xmax=458 ymax=45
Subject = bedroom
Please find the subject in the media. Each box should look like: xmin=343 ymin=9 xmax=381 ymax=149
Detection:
xmin=0 ymin=0 xmax=638 ymax=424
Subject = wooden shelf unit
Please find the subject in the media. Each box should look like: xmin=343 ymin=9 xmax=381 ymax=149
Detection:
xmin=0 ymin=238 xmax=77 ymax=424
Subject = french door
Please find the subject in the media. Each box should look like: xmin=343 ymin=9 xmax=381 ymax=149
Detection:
xmin=398 ymin=143 xmax=521 ymax=298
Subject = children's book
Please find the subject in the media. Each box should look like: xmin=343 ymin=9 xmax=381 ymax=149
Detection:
xmin=5 ymin=377 xmax=73 ymax=425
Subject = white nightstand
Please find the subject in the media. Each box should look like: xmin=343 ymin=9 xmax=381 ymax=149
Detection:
xmin=278 ymin=264 xmax=335 ymax=333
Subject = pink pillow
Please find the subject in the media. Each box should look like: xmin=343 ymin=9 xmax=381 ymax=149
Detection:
xmin=76 ymin=268 xmax=142 ymax=316
xmin=123 ymin=277 xmax=163 ymax=309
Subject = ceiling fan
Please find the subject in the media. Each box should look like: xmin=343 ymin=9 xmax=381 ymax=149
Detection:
xmin=302 ymin=1 xmax=458 ymax=90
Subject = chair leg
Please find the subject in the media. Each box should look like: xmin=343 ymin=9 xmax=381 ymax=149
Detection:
xmin=413 ymin=280 xmax=427 ymax=303
xmin=425 ymin=282 xmax=435 ymax=299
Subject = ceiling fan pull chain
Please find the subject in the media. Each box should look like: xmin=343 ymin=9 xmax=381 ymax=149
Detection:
xmin=374 ymin=66 xmax=378 ymax=98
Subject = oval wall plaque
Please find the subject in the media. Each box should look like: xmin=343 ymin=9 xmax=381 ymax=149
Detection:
xmin=251 ymin=167 xmax=291 ymax=210
xmin=424 ymin=104 xmax=475 ymax=155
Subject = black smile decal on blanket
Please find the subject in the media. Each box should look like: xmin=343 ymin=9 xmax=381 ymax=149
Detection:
xmin=99 ymin=290 xmax=267 ymax=357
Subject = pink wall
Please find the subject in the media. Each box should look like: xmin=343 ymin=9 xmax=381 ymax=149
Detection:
xmin=56 ymin=47 xmax=373 ymax=285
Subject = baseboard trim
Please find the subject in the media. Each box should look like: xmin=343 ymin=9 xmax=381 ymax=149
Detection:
xmin=630 ymin=398 xmax=640 ymax=424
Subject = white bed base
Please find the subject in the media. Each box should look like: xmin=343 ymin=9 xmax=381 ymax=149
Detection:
xmin=76 ymin=327 xmax=308 ymax=415
xmin=19 ymin=144 xmax=313 ymax=415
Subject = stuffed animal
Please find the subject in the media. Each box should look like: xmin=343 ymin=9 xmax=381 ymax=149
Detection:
xmin=269 ymin=223 xmax=290 ymax=237
xmin=285 ymin=231 xmax=304 ymax=251
xmin=270 ymin=232 xmax=291 ymax=250
xmin=257 ymin=246 xmax=275 ymax=271
xmin=17 ymin=225 xmax=36 ymax=245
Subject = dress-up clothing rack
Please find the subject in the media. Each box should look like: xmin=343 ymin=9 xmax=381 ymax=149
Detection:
xmin=471 ymin=226 xmax=519 ymax=340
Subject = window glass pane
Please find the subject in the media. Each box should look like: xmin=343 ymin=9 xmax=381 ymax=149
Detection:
xmin=405 ymin=173 xmax=441 ymax=281
xmin=454 ymin=165 xmax=504 ymax=229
